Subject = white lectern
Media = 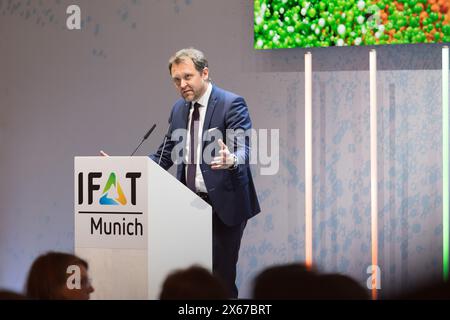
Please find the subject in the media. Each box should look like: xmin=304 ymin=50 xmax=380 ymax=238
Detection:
xmin=74 ymin=157 xmax=212 ymax=299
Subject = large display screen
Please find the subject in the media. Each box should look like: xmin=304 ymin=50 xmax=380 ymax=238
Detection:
xmin=254 ymin=0 xmax=450 ymax=49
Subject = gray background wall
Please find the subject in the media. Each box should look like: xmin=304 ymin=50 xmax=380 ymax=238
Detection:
xmin=0 ymin=0 xmax=447 ymax=298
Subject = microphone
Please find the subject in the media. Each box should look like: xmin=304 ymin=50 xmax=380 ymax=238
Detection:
xmin=130 ymin=124 xmax=156 ymax=156
xmin=158 ymin=122 xmax=173 ymax=165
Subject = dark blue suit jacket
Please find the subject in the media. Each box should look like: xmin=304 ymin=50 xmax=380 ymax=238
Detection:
xmin=150 ymin=85 xmax=260 ymax=226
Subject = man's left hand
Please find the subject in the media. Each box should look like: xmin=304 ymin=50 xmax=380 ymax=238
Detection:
xmin=211 ymin=139 xmax=236 ymax=170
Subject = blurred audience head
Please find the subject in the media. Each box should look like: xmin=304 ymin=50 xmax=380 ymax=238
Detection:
xmin=252 ymin=263 xmax=320 ymax=299
xmin=252 ymin=263 xmax=368 ymax=300
xmin=319 ymin=273 xmax=369 ymax=299
xmin=159 ymin=265 xmax=230 ymax=300
xmin=396 ymin=281 xmax=450 ymax=300
xmin=25 ymin=251 xmax=94 ymax=300
xmin=0 ymin=289 xmax=27 ymax=300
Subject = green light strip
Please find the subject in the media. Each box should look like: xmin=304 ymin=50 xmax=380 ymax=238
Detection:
xmin=443 ymin=46 xmax=449 ymax=282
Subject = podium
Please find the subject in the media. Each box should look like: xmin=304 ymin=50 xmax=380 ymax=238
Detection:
xmin=74 ymin=157 xmax=212 ymax=299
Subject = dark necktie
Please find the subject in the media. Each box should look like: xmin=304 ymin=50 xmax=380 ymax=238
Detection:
xmin=186 ymin=102 xmax=200 ymax=192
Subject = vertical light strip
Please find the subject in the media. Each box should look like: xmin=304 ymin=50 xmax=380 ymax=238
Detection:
xmin=305 ymin=52 xmax=313 ymax=270
xmin=443 ymin=46 xmax=449 ymax=282
xmin=369 ymin=49 xmax=378 ymax=300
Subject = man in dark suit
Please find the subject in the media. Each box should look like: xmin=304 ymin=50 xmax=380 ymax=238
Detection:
xmin=150 ymin=48 xmax=260 ymax=298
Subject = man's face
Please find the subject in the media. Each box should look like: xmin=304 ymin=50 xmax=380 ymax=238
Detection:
xmin=171 ymin=58 xmax=209 ymax=102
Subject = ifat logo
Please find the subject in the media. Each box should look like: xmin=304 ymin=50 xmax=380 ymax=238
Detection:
xmin=78 ymin=172 xmax=141 ymax=206
xmin=99 ymin=173 xmax=127 ymax=205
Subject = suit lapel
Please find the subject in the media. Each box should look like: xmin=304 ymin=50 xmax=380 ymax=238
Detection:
xmin=181 ymin=101 xmax=190 ymax=129
xmin=202 ymin=86 xmax=218 ymax=150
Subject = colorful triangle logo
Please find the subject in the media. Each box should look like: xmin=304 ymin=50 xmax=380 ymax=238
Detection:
xmin=99 ymin=173 xmax=127 ymax=205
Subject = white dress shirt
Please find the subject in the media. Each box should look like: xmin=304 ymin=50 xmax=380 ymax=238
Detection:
xmin=185 ymin=82 xmax=212 ymax=193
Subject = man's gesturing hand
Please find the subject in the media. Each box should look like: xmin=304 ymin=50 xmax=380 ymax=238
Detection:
xmin=211 ymin=139 xmax=236 ymax=170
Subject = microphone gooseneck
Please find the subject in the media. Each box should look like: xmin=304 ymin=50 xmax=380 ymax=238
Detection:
xmin=131 ymin=124 xmax=156 ymax=156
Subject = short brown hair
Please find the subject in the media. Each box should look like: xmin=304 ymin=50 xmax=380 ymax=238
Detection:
xmin=168 ymin=48 xmax=209 ymax=77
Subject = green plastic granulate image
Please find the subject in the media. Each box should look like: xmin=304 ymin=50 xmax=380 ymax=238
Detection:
xmin=254 ymin=0 xmax=450 ymax=49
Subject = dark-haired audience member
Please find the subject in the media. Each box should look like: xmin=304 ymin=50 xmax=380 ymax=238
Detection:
xmin=252 ymin=263 xmax=368 ymax=300
xmin=159 ymin=265 xmax=230 ymax=300
xmin=0 ymin=289 xmax=27 ymax=300
xmin=252 ymin=263 xmax=322 ymax=299
xmin=395 ymin=281 xmax=450 ymax=300
xmin=320 ymin=273 xmax=369 ymax=299
xmin=25 ymin=251 xmax=94 ymax=300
